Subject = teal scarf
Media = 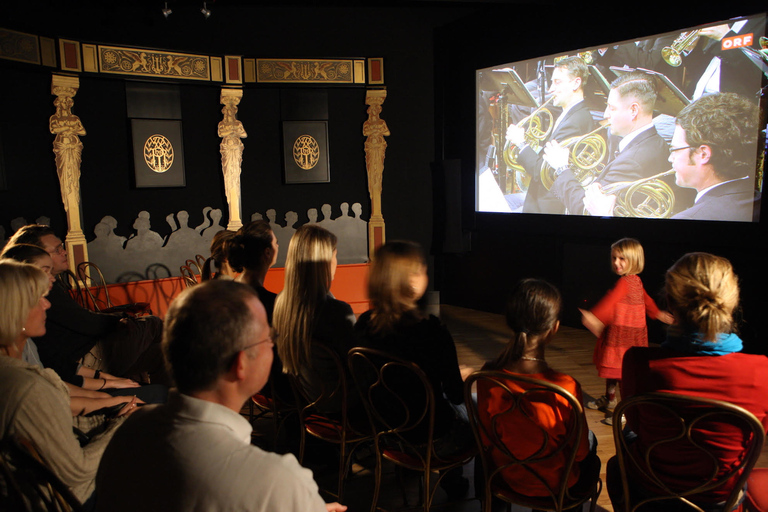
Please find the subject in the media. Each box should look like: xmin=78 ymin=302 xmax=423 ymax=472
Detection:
xmin=661 ymin=331 xmax=743 ymax=356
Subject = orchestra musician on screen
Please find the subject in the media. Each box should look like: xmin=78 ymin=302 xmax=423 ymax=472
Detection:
xmin=480 ymin=14 xmax=766 ymax=221
xmin=505 ymin=56 xmax=595 ymax=214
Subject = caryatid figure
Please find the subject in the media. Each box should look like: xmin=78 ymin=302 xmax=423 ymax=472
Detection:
xmin=218 ymin=88 xmax=247 ymax=230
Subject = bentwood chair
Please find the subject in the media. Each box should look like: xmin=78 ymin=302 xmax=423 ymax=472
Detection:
xmin=465 ymin=371 xmax=601 ymax=512
xmin=77 ymin=261 xmax=151 ymax=316
xmin=0 ymin=435 xmax=84 ymax=512
xmin=184 ymin=259 xmax=202 ymax=276
xmin=58 ymin=270 xmax=86 ymax=308
xmin=611 ymin=392 xmax=765 ymax=512
xmin=180 ymin=265 xmax=199 ymax=288
xmin=194 ymin=254 xmax=206 ymax=270
xmin=288 ymin=343 xmax=372 ymax=502
xmin=348 ymin=347 xmax=477 ymax=512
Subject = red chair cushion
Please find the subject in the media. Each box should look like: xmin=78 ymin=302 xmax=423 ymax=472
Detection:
xmin=747 ymin=468 xmax=768 ymax=512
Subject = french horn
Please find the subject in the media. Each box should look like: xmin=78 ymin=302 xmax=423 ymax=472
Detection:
xmin=540 ymin=123 xmax=609 ymax=190
xmin=503 ymin=97 xmax=555 ymax=174
xmin=600 ymin=169 xmax=676 ymax=218
xmin=662 ymin=30 xmax=700 ymax=67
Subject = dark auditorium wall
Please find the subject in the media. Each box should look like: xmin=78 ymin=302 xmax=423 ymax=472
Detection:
xmin=432 ymin=3 xmax=768 ymax=353
xmin=0 ymin=1 xmax=473 ymax=259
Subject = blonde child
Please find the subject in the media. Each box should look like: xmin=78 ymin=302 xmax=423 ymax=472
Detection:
xmin=580 ymin=238 xmax=673 ymax=424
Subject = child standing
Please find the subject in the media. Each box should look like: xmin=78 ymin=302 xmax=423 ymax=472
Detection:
xmin=580 ymin=238 xmax=673 ymax=425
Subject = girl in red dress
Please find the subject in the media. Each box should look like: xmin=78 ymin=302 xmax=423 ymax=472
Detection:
xmin=580 ymin=238 xmax=673 ymax=424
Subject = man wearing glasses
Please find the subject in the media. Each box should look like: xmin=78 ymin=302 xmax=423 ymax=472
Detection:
xmin=4 ymin=224 xmax=167 ymax=387
xmin=668 ymin=93 xmax=760 ymax=222
xmin=97 ymin=280 xmax=346 ymax=512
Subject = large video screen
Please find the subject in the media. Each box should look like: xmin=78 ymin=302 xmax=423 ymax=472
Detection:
xmin=476 ymin=13 xmax=767 ymax=222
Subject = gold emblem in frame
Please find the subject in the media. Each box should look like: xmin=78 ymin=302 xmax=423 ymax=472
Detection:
xmin=144 ymin=134 xmax=174 ymax=173
xmin=293 ymin=135 xmax=320 ymax=170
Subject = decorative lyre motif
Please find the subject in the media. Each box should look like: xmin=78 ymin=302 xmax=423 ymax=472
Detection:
xmin=218 ymin=88 xmax=246 ymax=231
xmin=363 ymin=90 xmax=389 ymax=257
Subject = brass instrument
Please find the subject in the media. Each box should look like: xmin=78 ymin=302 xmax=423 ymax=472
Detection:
xmin=662 ymin=30 xmax=700 ymax=67
xmin=601 ymin=169 xmax=676 ymax=218
xmin=540 ymin=123 xmax=609 ymax=191
xmin=503 ymin=97 xmax=555 ymax=176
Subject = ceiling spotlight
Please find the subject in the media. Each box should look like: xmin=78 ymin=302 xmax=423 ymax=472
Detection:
xmin=161 ymin=2 xmax=172 ymax=18
xmin=200 ymin=2 xmax=211 ymax=19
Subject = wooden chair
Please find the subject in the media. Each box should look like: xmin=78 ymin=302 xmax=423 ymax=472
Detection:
xmin=611 ymin=392 xmax=765 ymax=512
xmin=288 ymin=343 xmax=372 ymax=502
xmin=184 ymin=259 xmax=201 ymax=276
xmin=180 ymin=265 xmax=198 ymax=288
xmin=249 ymin=373 xmax=298 ymax=451
xmin=57 ymin=270 xmax=86 ymax=309
xmin=195 ymin=254 xmax=206 ymax=270
xmin=348 ymin=347 xmax=477 ymax=512
xmin=76 ymin=261 xmax=151 ymax=315
xmin=465 ymin=370 xmax=601 ymax=512
xmin=0 ymin=435 xmax=84 ymax=512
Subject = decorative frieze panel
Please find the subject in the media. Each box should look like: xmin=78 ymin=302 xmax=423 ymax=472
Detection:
xmin=256 ymin=58 xmax=357 ymax=84
xmin=98 ymin=45 xmax=210 ymax=81
xmin=0 ymin=28 xmax=40 ymax=65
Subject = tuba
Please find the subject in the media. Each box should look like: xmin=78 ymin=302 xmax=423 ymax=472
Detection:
xmin=503 ymin=97 xmax=555 ymax=174
xmin=662 ymin=30 xmax=700 ymax=67
xmin=540 ymin=123 xmax=609 ymax=190
xmin=600 ymin=169 xmax=676 ymax=218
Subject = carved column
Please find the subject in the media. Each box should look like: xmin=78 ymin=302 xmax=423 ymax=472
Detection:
xmin=363 ymin=89 xmax=389 ymax=259
xmin=50 ymin=74 xmax=89 ymax=272
xmin=218 ymin=88 xmax=247 ymax=231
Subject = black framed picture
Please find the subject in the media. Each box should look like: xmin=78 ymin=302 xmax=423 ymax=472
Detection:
xmin=282 ymin=121 xmax=330 ymax=184
xmin=131 ymin=119 xmax=186 ymax=188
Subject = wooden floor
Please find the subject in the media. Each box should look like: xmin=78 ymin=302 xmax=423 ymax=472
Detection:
xmin=250 ymin=304 xmax=767 ymax=512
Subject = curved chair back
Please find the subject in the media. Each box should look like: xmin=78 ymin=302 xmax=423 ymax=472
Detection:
xmin=348 ymin=347 xmax=476 ymax=512
xmin=179 ymin=265 xmax=198 ymax=288
xmin=57 ymin=269 xmax=86 ymax=309
xmin=184 ymin=259 xmax=201 ymax=275
xmin=0 ymin=435 xmax=84 ymax=512
xmin=464 ymin=370 xmax=600 ymax=512
xmin=287 ymin=342 xmax=369 ymax=501
xmin=612 ymin=391 xmax=765 ymax=512
xmin=194 ymin=254 xmax=206 ymax=270
xmin=76 ymin=261 xmax=113 ymax=311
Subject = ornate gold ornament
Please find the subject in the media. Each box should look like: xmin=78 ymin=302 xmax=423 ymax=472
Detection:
xmin=99 ymin=46 xmax=210 ymax=80
xmin=293 ymin=135 xmax=320 ymax=170
xmin=257 ymin=59 xmax=354 ymax=83
xmin=143 ymin=134 xmax=174 ymax=173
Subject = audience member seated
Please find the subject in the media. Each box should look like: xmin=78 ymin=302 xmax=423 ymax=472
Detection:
xmin=0 ymin=244 xmax=166 ymax=410
xmin=228 ymin=220 xmax=279 ymax=322
xmin=354 ymin=240 xmax=473 ymax=497
xmin=201 ymin=229 xmax=236 ymax=281
xmin=607 ymin=252 xmax=768 ymax=508
xmin=96 ymin=280 xmax=346 ymax=512
xmin=6 ymin=225 xmax=169 ymax=386
xmin=476 ymin=278 xmax=599 ymax=498
xmin=273 ymin=224 xmax=357 ymax=414
xmin=0 ymin=260 xmax=136 ymax=509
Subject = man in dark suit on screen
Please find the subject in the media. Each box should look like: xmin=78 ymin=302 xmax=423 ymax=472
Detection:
xmin=505 ymin=56 xmax=596 ymax=214
xmin=668 ymin=93 xmax=760 ymax=222
xmin=546 ymin=72 xmax=670 ymax=215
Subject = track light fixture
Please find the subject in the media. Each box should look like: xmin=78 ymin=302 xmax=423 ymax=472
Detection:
xmin=200 ymin=2 xmax=211 ymax=19
xmin=161 ymin=2 xmax=172 ymax=19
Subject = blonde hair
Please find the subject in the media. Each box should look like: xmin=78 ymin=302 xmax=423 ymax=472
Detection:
xmin=665 ymin=252 xmax=739 ymax=343
xmin=367 ymin=241 xmax=426 ymax=334
xmin=0 ymin=260 xmax=50 ymax=347
xmin=273 ymin=225 xmax=337 ymax=374
xmin=611 ymin=238 xmax=644 ymax=275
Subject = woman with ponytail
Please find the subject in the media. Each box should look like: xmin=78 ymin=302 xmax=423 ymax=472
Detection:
xmin=201 ymin=230 xmax=236 ymax=282
xmin=228 ymin=221 xmax=279 ymax=322
xmin=608 ymin=252 xmax=768 ymax=508
xmin=478 ymin=278 xmax=598 ymax=498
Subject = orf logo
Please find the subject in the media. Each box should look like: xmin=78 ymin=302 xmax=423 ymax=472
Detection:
xmin=722 ymin=33 xmax=753 ymax=50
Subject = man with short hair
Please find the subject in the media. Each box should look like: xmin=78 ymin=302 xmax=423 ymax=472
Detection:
xmin=97 ymin=280 xmax=346 ymax=512
xmin=5 ymin=224 xmax=166 ymax=387
xmin=669 ymin=92 xmax=760 ymax=222
xmin=506 ymin=56 xmax=596 ymax=214
xmin=547 ymin=72 xmax=670 ymax=215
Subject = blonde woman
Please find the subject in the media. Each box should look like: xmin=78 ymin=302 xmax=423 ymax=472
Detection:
xmin=607 ymin=252 xmax=768 ymax=508
xmin=0 ymin=260 xmax=136 ymax=507
xmin=272 ymin=225 xmax=356 ymax=411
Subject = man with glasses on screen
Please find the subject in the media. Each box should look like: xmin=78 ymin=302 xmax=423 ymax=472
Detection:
xmin=667 ymin=93 xmax=760 ymax=222
xmin=505 ymin=56 xmax=595 ymax=214
xmin=545 ymin=72 xmax=670 ymax=216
